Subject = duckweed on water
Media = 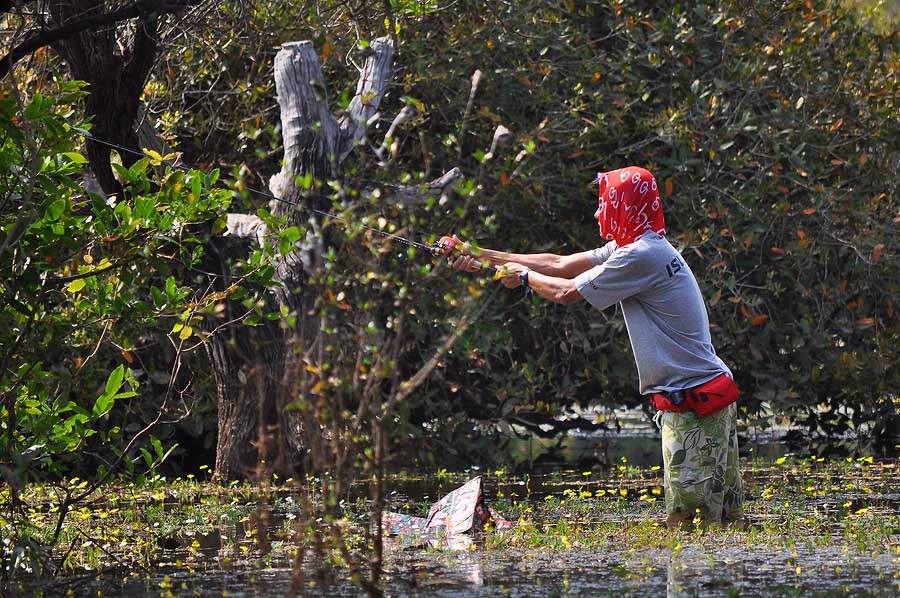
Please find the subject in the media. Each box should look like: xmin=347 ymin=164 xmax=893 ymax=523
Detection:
xmin=2 ymin=456 xmax=898 ymax=596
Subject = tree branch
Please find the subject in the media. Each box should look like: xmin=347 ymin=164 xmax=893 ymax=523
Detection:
xmin=372 ymin=104 xmax=417 ymax=164
xmin=377 ymin=167 xmax=464 ymax=205
xmin=336 ymin=37 xmax=394 ymax=162
xmin=457 ymin=69 xmax=483 ymax=160
xmin=225 ymin=167 xmax=464 ymax=244
xmin=0 ymin=0 xmax=196 ymax=80
xmin=385 ymin=285 xmax=501 ymax=415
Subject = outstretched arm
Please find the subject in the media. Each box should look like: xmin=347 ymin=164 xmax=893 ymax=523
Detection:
xmin=498 ymin=262 xmax=584 ymax=305
xmin=448 ymin=235 xmax=596 ymax=279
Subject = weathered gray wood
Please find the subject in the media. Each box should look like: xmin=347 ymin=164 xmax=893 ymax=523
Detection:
xmin=268 ymin=41 xmax=342 ymax=200
xmin=225 ymin=213 xmax=267 ymax=245
xmin=457 ymin=69 xmax=482 ymax=160
xmin=224 ymin=167 xmax=461 ymax=241
xmin=374 ymin=104 xmax=417 ymax=163
xmin=337 ymin=37 xmax=394 ymax=162
xmin=268 ymin=37 xmax=394 ymax=201
xmin=211 ymin=37 xmax=398 ymax=479
xmin=486 ymin=125 xmax=512 ymax=159
xmin=379 ymin=167 xmax=464 ymax=205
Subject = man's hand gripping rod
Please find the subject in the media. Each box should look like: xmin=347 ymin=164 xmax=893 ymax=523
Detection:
xmin=432 ymin=236 xmax=500 ymax=276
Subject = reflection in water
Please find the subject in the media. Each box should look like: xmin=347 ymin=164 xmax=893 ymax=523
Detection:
xmin=467 ymin=407 xmax=896 ymax=473
xmin=7 ymin=443 xmax=899 ymax=597
xmin=667 ymin=554 xmax=685 ymax=598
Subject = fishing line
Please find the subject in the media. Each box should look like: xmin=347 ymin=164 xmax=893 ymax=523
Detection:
xmin=75 ymin=130 xmax=450 ymax=258
xmin=74 ymin=134 xmax=536 ymax=319
xmin=76 ymin=131 xmax=526 ymax=311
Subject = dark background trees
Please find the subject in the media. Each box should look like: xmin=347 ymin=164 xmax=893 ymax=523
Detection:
xmin=2 ymin=0 xmax=898 ymax=491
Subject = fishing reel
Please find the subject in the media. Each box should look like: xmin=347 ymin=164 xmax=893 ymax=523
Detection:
xmin=431 ymin=235 xmax=459 ymax=257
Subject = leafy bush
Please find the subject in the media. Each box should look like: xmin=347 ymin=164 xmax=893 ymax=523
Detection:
xmin=0 ymin=74 xmax=244 ymax=574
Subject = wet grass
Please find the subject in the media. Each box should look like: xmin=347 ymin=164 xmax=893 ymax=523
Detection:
xmin=2 ymin=455 xmax=899 ymax=596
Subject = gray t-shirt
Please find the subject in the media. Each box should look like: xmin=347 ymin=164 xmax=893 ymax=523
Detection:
xmin=573 ymin=231 xmax=731 ymax=395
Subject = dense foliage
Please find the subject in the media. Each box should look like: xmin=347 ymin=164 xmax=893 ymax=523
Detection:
xmin=0 ymin=72 xmax=270 ymax=573
xmin=137 ymin=1 xmax=900 ymax=457
xmin=3 ymin=0 xmax=898 ymax=472
xmin=387 ymin=0 xmax=900 ymax=444
xmin=266 ymin=0 xmax=898 ymax=448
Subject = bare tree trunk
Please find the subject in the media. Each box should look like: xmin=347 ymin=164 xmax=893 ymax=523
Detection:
xmin=208 ymin=38 xmax=394 ymax=480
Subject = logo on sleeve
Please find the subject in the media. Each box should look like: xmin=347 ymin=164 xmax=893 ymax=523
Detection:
xmin=665 ymin=256 xmax=685 ymax=278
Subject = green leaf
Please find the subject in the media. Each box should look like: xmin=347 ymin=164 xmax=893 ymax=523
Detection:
xmin=24 ymin=93 xmax=44 ymax=119
xmin=281 ymin=226 xmax=302 ymax=243
xmin=93 ymin=365 xmax=125 ymax=417
xmin=140 ymin=447 xmax=154 ymax=468
xmin=150 ymin=435 xmax=164 ymax=461
xmin=135 ymin=197 xmax=156 ymax=220
xmin=105 ymin=365 xmax=125 ymax=398
xmin=670 ymin=449 xmax=687 ymax=467
xmin=66 ymin=278 xmax=86 ymax=293
xmin=129 ymin=157 xmax=150 ymax=175
xmin=63 ymin=152 xmax=88 ymax=164
xmin=111 ymin=162 xmax=131 ymax=182
xmin=92 ymin=393 xmax=113 ymax=418
xmin=296 ymin=172 xmax=313 ymax=190
xmin=45 ymin=199 xmax=66 ymax=221
xmin=151 ymin=286 xmax=166 ymax=308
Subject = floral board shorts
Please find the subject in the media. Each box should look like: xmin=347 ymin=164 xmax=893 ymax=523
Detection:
xmin=656 ymin=402 xmax=743 ymax=528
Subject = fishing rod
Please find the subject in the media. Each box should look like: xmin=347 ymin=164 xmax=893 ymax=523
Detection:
xmin=431 ymin=235 xmax=500 ymax=275
xmin=75 ymin=131 xmax=498 ymax=269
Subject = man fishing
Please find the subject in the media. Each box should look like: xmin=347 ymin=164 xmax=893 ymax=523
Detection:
xmin=447 ymin=166 xmax=742 ymax=529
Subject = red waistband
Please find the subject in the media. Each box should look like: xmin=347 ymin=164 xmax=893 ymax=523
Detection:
xmin=651 ymin=373 xmax=739 ymax=417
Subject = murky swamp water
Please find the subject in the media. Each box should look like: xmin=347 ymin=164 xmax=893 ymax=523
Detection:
xmin=8 ymin=434 xmax=900 ymax=597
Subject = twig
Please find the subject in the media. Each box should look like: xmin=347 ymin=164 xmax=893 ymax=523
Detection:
xmin=456 ymin=69 xmax=482 ymax=161
xmin=385 ymin=284 xmax=501 ymax=414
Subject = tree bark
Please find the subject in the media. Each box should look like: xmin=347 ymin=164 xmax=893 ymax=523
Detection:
xmin=203 ymin=234 xmax=301 ymax=480
xmin=208 ymin=38 xmax=394 ymax=480
xmin=27 ymin=1 xmax=203 ymax=195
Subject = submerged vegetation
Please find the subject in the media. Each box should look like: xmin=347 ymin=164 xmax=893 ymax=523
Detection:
xmin=3 ymin=456 xmax=899 ymax=595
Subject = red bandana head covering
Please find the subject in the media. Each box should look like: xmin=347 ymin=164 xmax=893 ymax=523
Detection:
xmin=596 ymin=166 xmax=666 ymax=246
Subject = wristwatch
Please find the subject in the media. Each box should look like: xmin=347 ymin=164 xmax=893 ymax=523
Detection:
xmin=519 ymin=268 xmax=530 ymax=289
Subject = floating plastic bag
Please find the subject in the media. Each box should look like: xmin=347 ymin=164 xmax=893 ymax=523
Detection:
xmin=382 ymin=476 xmax=513 ymax=549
